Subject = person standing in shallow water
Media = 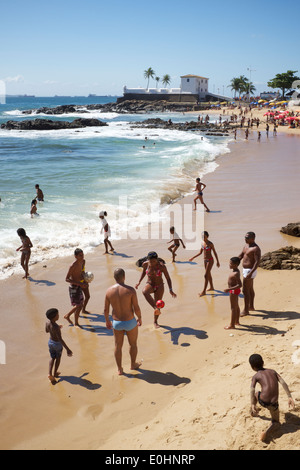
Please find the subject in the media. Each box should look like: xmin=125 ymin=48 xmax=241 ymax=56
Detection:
xmin=99 ymin=211 xmax=114 ymax=254
xmin=238 ymin=232 xmax=261 ymax=317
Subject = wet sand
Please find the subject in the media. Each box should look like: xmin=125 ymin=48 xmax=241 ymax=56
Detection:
xmin=1 ymin=128 xmax=300 ymax=450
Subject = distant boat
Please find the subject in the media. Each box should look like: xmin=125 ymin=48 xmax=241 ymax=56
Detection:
xmin=88 ymin=94 xmax=96 ymax=97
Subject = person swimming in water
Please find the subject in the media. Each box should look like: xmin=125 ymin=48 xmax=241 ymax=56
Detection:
xmin=135 ymin=251 xmax=176 ymax=328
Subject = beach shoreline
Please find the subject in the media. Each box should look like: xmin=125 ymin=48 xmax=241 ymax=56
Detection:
xmin=1 ymin=124 xmax=300 ymax=450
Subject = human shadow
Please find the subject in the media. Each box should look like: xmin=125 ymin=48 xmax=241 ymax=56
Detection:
xmin=28 ymin=277 xmax=56 ymax=286
xmin=125 ymin=367 xmax=191 ymax=387
xmin=161 ymin=325 xmax=208 ymax=345
xmin=258 ymin=411 xmax=300 ymax=444
xmin=57 ymin=372 xmax=101 ymax=390
xmin=206 ymin=289 xmax=235 ymax=298
xmin=236 ymin=323 xmax=286 ymax=336
xmin=254 ymin=310 xmax=300 ymax=322
xmin=79 ymin=312 xmax=114 ymax=337
xmin=175 ymin=261 xmax=197 ymax=265
xmin=112 ymin=251 xmax=134 ymax=259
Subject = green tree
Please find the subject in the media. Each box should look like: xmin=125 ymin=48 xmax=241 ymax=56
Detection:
xmin=162 ymin=74 xmax=171 ymax=87
xmin=144 ymin=67 xmax=155 ymax=89
xmin=267 ymin=70 xmax=300 ymax=98
xmin=155 ymin=76 xmax=160 ymax=88
xmin=228 ymin=75 xmax=249 ymax=99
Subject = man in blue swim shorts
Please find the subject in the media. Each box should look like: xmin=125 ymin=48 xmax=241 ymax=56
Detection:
xmin=104 ymin=268 xmax=142 ymax=375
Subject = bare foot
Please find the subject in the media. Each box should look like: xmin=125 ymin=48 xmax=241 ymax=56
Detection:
xmin=54 ymin=372 xmax=61 ymax=378
xmin=240 ymin=311 xmax=249 ymax=317
xmin=118 ymin=368 xmax=124 ymax=376
xmin=154 ymin=308 xmax=161 ymax=316
xmin=224 ymin=325 xmax=235 ymax=330
xmin=64 ymin=315 xmax=73 ymax=325
xmin=131 ymin=361 xmax=142 ymax=371
xmin=198 ymin=291 xmax=206 ymax=297
xmin=48 ymin=375 xmax=57 ymax=384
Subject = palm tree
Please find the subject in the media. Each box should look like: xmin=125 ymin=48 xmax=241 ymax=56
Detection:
xmin=228 ymin=77 xmax=242 ymax=99
xmin=144 ymin=67 xmax=155 ymax=89
xmin=162 ymin=74 xmax=171 ymax=88
xmin=155 ymin=76 xmax=160 ymax=88
xmin=242 ymin=81 xmax=256 ymax=100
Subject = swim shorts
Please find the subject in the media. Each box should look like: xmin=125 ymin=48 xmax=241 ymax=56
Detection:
xmin=48 ymin=339 xmax=63 ymax=359
xmin=229 ymin=288 xmax=241 ymax=295
xmin=112 ymin=317 xmax=138 ymax=332
xmin=69 ymin=285 xmax=84 ymax=306
xmin=243 ymin=268 xmax=257 ymax=279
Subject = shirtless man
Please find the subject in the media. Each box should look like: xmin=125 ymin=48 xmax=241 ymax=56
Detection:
xmin=193 ymin=177 xmax=210 ymax=212
xmin=238 ymin=232 xmax=261 ymax=317
xmin=35 ymin=184 xmax=44 ymax=202
xmin=104 ymin=268 xmax=142 ymax=375
xmin=249 ymin=354 xmax=295 ymax=442
xmin=65 ymin=248 xmax=87 ymax=327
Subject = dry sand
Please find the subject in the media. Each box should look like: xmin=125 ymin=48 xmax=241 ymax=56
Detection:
xmin=1 ymin=125 xmax=300 ymax=451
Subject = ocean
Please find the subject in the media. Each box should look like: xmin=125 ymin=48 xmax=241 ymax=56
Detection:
xmin=0 ymin=96 xmax=231 ymax=279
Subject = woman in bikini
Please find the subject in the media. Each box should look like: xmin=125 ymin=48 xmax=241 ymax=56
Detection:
xmin=189 ymin=231 xmax=220 ymax=296
xmin=135 ymin=251 xmax=176 ymax=328
xmin=16 ymin=228 xmax=33 ymax=279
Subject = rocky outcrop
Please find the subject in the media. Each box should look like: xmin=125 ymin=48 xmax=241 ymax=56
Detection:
xmin=20 ymin=100 xmax=210 ymax=116
xmin=260 ymin=246 xmax=300 ymax=270
xmin=1 ymin=118 xmax=108 ymax=130
xmin=131 ymin=117 xmax=230 ymax=135
xmin=280 ymin=222 xmax=300 ymax=238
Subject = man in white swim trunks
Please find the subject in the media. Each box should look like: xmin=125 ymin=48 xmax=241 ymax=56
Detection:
xmin=104 ymin=268 xmax=142 ymax=375
xmin=238 ymin=232 xmax=261 ymax=317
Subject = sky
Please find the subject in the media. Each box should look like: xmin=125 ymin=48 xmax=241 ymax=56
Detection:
xmin=0 ymin=0 xmax=299 ymax=97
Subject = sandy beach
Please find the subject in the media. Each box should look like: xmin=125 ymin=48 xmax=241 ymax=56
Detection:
xmin=1 ymin=122 xmax=300 ymax=450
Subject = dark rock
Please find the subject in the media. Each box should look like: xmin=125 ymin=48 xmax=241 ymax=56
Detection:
xmin=280 ymin=222 xmax=300 ymax=238
xmin=260 ymin=246 xmax=300 ymax=270
xmin=1 ymin=118 xmax=108 ymax=131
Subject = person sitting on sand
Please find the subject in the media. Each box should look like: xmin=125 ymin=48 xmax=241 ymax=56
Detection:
xmin=193 ymin=178 xmax=210 ymax=212
xmin=249 ymin=354 xmax=295 ymax=442
xmin=223 ymin=257 xmax=242 ymax=329
xmin=45 ymin=308 xmax=73 ymax=384
xmin=99 ymin=211 xmax=114 ymax=254
xmin=238 ymin=232 xmax=261 ymax=317
xmin=16 ymin=228 xmax=33 ymax=279
xmin=65 ymin=248 xmax=88 ymax=327
xmin=189 ymin=231 xmax=220 ymax=296
xmin=135 ymin=251 xmax=176 ymax=328
xmin=167 ymin=226 xmax=186 ymax=262
xmin=104 ymin=268 xmax=142 ymax=376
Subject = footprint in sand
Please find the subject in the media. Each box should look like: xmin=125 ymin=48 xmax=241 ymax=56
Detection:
xmin=78 ymin=404 xmax=103 ymax=421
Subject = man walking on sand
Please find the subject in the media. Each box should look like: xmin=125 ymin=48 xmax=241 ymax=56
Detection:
xmin=238 ymin=232 xmax=261 ymax=317
xmin=104 ymin=268 xmax=142 ymax=375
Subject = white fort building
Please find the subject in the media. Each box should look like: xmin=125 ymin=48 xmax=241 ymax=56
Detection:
xmin=121 ymin=74 xmax=228 ymax=102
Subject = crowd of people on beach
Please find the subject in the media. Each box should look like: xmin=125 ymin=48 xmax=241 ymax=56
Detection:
xmin=13 ymin=108 xmax=298 ymax=443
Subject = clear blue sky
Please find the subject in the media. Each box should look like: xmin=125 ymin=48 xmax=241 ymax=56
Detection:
xmin=1 ymin=0 xmax=299 ymax=97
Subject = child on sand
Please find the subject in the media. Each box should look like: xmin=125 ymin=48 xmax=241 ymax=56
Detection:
xmin=16 ymin=228 xmax=33 ymax=279
xmin=224 ymin=257 xmax=242 ymax=329
xmin=167 ymin=226 xmax=186 ymax=262
xmin=249 ymin=354 xmax=295 ymax=442
xmin=65 ymin=248 xmax=88 ymax=327
xmin=46 ymin=308 xmax=73 ymax=384
xmin=99 ymin=211 xmax=114 ymax=254
xmin=193 ymin=177 xmax=210 ymax=212
xmin=189 ymin=231 xmax=220 ymax=296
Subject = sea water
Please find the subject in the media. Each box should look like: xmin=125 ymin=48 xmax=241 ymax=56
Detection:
xmin=0 ymin=96 xmax=231 ymax=279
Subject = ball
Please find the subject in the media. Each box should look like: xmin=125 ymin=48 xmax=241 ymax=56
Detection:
xmin=156 ymin=300 xmax=165 ymax=309
xmin=83 ymin=271 xmax=94 ymax=283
